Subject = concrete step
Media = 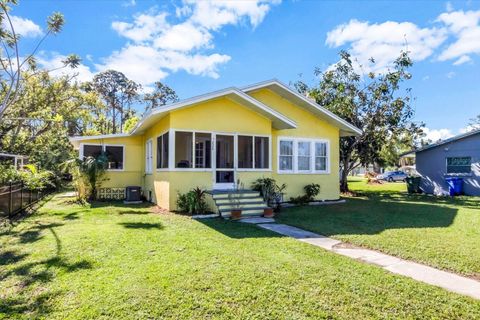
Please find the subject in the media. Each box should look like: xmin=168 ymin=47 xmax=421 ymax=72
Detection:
xmin=217 ymin=202 xmax=266 ymax=210
xmin=219 ymin=206 xmax=269 ymax=216
xmin=211 ymin=190 xmax=260 ymax=199
xmin=215 ymin=196 xmax=264 ymax=204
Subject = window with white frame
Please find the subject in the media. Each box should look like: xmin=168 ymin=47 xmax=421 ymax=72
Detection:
xmin=237 ymin=135 xmax=270 ymax=169
xmin=446 ymin=157 xmax=471 ymax=174
xmin=145 ymin=139 xmax=153 ymax=173
xmin=315 ymin=142 xmax=328 ymax=171
xmin=279 ymin=140 xmax=293 ymax=171
xmin=278 ymin=138 xmax=329 ymax=173
xmin=297 ymin=141 xmax=311 ymax=171
xmin=156 ymin=132 xmax=169 ymax=169
xmin=81 ymin=144 xmax=124 ymax=170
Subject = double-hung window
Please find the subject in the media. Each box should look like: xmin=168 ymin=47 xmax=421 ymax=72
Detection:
xmin=279 ymin=140 xmax=294 ymax=171
xmin=145 ymin=139 xmax=153 ymax=173
xmin=278 ymin=138 xmax=329 ymax=173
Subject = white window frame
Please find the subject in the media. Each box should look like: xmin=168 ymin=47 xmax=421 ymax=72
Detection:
xmin=168 ymin=129 xmax=272 ymax=172
xmin=277 ymin=136 xmax=330 ymax=174
xmin=156 ymin=130 xmax=170 ymax=171
xmin=79 ymin=143 xmax=125 ymax=172
xmin=145 ymin=139 xmax=153 ymax=174
xmin=445 ymin=156 xmax=472 ymax=175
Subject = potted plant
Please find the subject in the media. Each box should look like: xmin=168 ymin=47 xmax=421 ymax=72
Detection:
xmin=263 ymin=207 xmax=274 ymax=218
xmin=228 ymin=180 xmax=243 ymax=220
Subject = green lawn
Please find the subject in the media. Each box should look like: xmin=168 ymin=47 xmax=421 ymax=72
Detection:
xmin=1 ymin=194 xmax=480 ymax=319
xmin=277 ymin=177 xmax=480 ymax=278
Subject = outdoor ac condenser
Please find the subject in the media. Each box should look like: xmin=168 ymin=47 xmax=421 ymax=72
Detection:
xmin=126 ymin=186 xmax=141 ymax=202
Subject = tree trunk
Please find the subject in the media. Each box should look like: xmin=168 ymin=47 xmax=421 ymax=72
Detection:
xmin=340 ymin=158 xmax=350 ymax=193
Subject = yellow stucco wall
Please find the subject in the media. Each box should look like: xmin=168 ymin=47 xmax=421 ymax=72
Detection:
xmin=249 ymin=88 xmax=341 ymax=200
xmin=77 ymin=136 xmax=143 ymax=188
xmin=75 ymin=88 xmax=343 ymax=209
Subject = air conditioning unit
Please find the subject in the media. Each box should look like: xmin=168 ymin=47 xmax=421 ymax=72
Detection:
xmin=126 ymin=186 xmax=141 ymax=202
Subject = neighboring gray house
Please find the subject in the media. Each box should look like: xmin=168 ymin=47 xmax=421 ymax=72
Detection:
xmin=415 ymin=129 xmax=480 ymax=196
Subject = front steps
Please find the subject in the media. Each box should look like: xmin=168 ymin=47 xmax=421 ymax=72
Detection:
xmin=209 ymin=190 xmax=270 ymax=218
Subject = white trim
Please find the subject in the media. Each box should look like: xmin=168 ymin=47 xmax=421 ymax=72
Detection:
xmin=276 ymin=136 xmax=331 ymax=175
xmin=79 ymin=143 xmax=126 ymax=172
xmin=155 ymin=130 xmax=170 ymax=170
xmin=145 ymin=139 xmax=153 ymax=174
xmin=241 ymin=79 xmax=362 ymax=136
xmin=69 ymin=133 xmax=131 ymax=141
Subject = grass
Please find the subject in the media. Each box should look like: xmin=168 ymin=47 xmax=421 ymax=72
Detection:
xmin=1 ymin=194 xmax=480 ymax=319
xmin=277 ymin=177 xmax=480 ymax=278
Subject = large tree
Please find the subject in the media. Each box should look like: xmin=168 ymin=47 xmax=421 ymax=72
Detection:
xmin=297 ymin=51 xmax=422 ymax=192
xmin=88 ymin=70 xmax=140 ymax=134
xmin=0 ymin=0 xmax=79 ymax=119
xmin=143 ymin=81 xmax=178 ymax=113
xmin=0 ymin=69 xmax=102 ymax=175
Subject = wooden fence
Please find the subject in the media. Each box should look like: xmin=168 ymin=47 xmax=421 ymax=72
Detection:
xmin=0 ymin=181 xmax=53 ymax=218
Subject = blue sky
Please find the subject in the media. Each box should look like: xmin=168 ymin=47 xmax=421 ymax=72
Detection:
xmin=12 ymin=0 xmax=480 ymax=140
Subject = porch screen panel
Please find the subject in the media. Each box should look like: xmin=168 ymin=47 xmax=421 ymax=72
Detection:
xmin=195 ymin=133 xmax=211 ymax=168
xmin=238 ymin=136 xmax=253 ymax=168
xmin=254 ymin=137 xmax=269 ymax=169
xmin=175 ymin=131 xmax=193 ymax=168
xmin=157 ymin=132 xmax=169 ymax=169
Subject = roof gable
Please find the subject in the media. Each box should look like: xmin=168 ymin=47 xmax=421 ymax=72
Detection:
xmin=241 ymin=79 xmax=362 ymax=137
xmin=131 ymin=87 xmax=297 ymax=134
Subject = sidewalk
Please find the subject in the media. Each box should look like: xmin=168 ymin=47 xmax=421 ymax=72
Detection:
xmin=240 ymin=218 xmax=480 ymax=300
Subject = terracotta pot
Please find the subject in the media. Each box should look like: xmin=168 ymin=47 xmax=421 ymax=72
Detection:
xmin=263 ymin=208 xmax=274 ymax=218
xmin=230 ymin=209 xmax=242 ymax=220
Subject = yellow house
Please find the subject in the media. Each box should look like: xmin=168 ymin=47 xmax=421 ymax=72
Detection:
xmin=69 ymin=79 xmax=361 ymax=214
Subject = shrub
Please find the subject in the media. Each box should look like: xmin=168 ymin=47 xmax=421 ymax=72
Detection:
xmin=304 ymin=183 xmax=320 ymax=201
xmin=19 ymin=164 xmax=54 ymax=190
xmin=0 ymin=164 xmax=21 ymax=184
xmin=290 ymin=183 xmax=321 ymax=206
xmin=251 ymin=177 xmax=286 ymax=211
xmin=176 ymin=187 xmax=209 ymax=215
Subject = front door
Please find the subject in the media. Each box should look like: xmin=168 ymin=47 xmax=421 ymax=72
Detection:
xmin=213 ymin=134 xmax=235 ymax=190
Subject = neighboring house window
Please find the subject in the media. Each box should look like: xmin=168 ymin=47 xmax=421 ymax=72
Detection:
xmin=279 ymin=140 xmax=294 ymax=171
xmin=446 ymin=157 xmax=471 ymax=174
xmin=254 ymin=137 xmax=269 ymax=169
xmin=175 ymin=131 xmax=193 ymax=168
xmin=105 ymin=146 xmax=124 ymax=170
xmin=156 ymin=132 xmax=169 ymax=169
xmin=145 ymin=139 xmax=153 ymax=174
xmin=297 ymin=141 xmax=311 ymax=171
xmin=278 ymin=138 xmax=330 ymax=174
xmin=315 ymin=142 xmax=328 ymax=171
xmin=81 ymin=144 xmax=124 ymax=170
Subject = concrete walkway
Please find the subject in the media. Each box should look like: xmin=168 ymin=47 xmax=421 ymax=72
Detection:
xmin=254 ymin=223 xmax=480 ymax=300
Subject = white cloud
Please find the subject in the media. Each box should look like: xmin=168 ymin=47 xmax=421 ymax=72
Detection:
xmin=185 ymin=0 xmax=276 ymax=30
xmin=6 ymin=15 xmax=43 ymax=38
xmin=422 ymin=75 xmax=430 ymax=81
xmin=437 ymin=10 xmax=480 ymax=63
xmin=452 ymin=54 xmax=472 ymax=65
xmin=460 ymin=125 xmax=479 ymax=133
xmin=446 ymin=71 xmax=456 ymax=78
xmin=104 ymin=1 xmax=280 ymax=88
xmin=111 ymin=12 xmax=169 ymax=42
xmin=36 ymin=53 xmax=95 ymax=83
xmin=122 ymin=0 xmax=136 ymax=7
xmin=423 ymin=128 xmax=455 ymax=142
xmin=326 ymin=19 xmax=447 ymax=73
xmin=153 ymin=22 xmax=212 ymax=51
